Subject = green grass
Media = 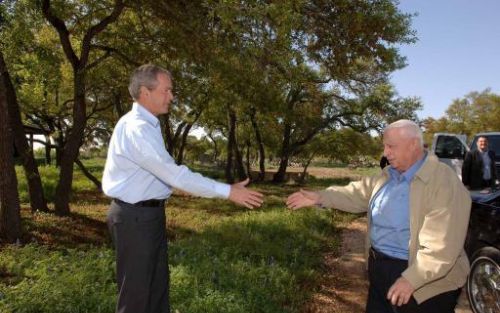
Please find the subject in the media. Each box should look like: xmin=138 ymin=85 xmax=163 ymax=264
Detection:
xmin=15 ymin=158 xmax=105 ymax=204
xmin=0 ymin=245 xmax=115 ymax=313
xmin=2 ymin=158 xmax=366 ymax=313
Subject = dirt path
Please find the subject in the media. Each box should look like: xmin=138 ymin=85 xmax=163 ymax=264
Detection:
xmin=303 ymin=217 xmax=472 ymax=313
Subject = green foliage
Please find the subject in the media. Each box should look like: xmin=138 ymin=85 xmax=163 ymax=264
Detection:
xmin=0 ymin=245 xmax=116 ymax=313
xmin=422 ymin=89 xmax=500 ymax=144
xmin=2 ymin=0 xmax=420 ymax=188
xmin=295 ymin=128 xmax=383 ymax=167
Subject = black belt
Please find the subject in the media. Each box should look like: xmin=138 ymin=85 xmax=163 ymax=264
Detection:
xmin=369 ymin=247 xmax=407 ymax=262
xmin=113 ymin=198 xmax=166 ymax=207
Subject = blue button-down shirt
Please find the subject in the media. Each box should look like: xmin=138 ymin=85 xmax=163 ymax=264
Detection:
xmin=370 ymin=153 xmax=427 ymax=260
xmin=102 ymin=103 xmax=230 ymax=203
xmin=479 ymin=151 xmax=492 ymax=180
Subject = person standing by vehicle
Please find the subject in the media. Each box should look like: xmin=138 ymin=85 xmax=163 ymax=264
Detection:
xmin=287 ymin=119 xmax=471 ymax=313
xmin=102 ymin=64 xmax=264 ymax=313
xmin=462 ymin=136 xmax=497 ymax=190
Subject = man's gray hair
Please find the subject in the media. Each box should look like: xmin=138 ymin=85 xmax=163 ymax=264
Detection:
xmin=128 ymin=64 xmax=171 ymax=101
xmin=385 ymin=119 xmax=424 ymax=147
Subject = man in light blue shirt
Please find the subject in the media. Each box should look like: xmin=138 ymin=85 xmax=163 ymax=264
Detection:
xmin=102 ymin=64 xmax=264 ymax=313
xmin=287 ymin=120 xmax=469 ymax=313
xmin=370 ymin=152 xmax=426 ymax=261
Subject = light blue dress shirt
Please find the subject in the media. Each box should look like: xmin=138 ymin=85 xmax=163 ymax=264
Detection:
xmin=479 ymin=151 xmax=492 ymax=180
xmin=369 ymin=153 xmax=427 ymax=260
xmin=102 ymin=103 xmax=230 ymax=203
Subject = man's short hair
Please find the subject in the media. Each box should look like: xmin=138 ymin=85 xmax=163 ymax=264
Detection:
xmin=128 ymin=64 xmax=171 ymax=101
xmin=385 ymin=119 xmax=424 ymax=148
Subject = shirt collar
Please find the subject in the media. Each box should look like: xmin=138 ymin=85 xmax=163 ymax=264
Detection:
xmin=389 ymin=152 xmax=428 ymax=183
xmin=132 ymin=102 xmax=160 ymax=128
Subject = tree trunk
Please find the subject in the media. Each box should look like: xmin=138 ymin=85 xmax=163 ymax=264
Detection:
xmin=54 ymin=71 xmax=87 ymax=215
xmin=0 ymin=50 xmax=48 ymax=213
xmin=274 ymin=156 xmax=289 ymax=183
xmin=234 ymin=140 xmax=247 ymax=181
xmin=273 ymin=121 xmax=292 ymax=183
xmin=245 ymin=140 xmax=251 ymax=179
xmin=225 ymin=108 xmax=236 ymax=183
xmin=0 ymin=72 xmax=22 ymax=242
xmin=55 ymin=133 xmax=64 ymax=167
xmin=163 ymin=113 xmax=175 ymax=154
xmin=176 ymin=122 xmax=193 ymax=165
xmin=176 ymin=109 xmax=203 ymax=164
xmin=163 ymin=113 xmax=188 ymax=157
xmin=298 ymin=155 xmax=314 ymax=184
xmin=44 ymin=135 xmax=52 ymax=165
xmin=114 ymin=91 xmax=126 ymax=117
xmin=207 ymin=132 xmax=219 ymax=163
xmin=249 ymin=108 xmax=265 ymax=181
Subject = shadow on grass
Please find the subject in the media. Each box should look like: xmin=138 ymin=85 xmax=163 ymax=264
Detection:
xmin=168 ymin=209 xmax=340 ymax=313
xmin=71 ymin=190 xmax=109 ymax=205
xmin=305 ymin=176 xmax=353 ymax=188
xmin=20 ymin=209 xmax=109 ymax=249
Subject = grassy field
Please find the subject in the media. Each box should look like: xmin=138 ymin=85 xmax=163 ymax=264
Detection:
xmin=0 ymin=159 xmax=371 ymax=313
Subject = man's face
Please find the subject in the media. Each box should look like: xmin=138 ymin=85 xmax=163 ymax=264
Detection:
xmin=477 ymin=137 xmax=488 ymax=151
xmin=383 ymin=128 xmax=420 ymax=173
xmin=141 ymin=73 xmax=174 ymax=116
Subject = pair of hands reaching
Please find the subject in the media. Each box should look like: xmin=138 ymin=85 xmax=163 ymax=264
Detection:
xmin=230 ymin=183 xmax=322 ymax=210
xmin=287 ymin=189 xmax=416 ymax=307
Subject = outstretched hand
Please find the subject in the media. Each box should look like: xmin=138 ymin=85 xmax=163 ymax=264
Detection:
xmin=286 ymin=189 xmax=320 ymax=210
xmin=229 ymin=178 xmax=264 ymax=209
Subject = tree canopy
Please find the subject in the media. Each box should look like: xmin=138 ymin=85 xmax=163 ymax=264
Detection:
xmin=0 ymin=0 xmax=422 ymax=215
xmin=423 ymin=89 xmax=500 ymax=144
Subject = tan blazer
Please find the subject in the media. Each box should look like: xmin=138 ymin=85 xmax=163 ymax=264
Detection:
xmin=317 ymin=155 xmax=471 ymax=303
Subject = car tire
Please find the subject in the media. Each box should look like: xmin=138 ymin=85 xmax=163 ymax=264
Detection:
xmin=466 ymin=247 xmax=500 ymax=313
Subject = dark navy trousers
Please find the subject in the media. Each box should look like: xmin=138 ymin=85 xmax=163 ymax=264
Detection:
xmin=366 ymin=248 xmax=460 ymax=313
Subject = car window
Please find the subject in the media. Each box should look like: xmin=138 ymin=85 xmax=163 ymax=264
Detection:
xmin=434 ymin=136 xmax=466 ymax=159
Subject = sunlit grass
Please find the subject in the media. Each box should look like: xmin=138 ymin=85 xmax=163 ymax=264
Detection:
xmin=3 ymin=159 xmax=366 ymax=313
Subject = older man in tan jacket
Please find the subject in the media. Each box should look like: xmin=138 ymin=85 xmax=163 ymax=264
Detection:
xmin=287 ymin=120 xmax=470 ymax=313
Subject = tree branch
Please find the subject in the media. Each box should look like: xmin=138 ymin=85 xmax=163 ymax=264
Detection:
xmin=86 ymin=50 xmax=112 ymax=70
xmin=75 ymin=158 xmax=102 ymax=190
xmin=90 ymin=44 xmax=141 ymax=66
xmin=81 ymin=0 xmax=125 ymax=66
xmin=41 ymin=0 xmax=79 ymax=67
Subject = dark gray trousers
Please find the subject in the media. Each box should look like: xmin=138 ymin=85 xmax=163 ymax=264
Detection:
xmin=107 ymin=200 xmax=170 ymax=313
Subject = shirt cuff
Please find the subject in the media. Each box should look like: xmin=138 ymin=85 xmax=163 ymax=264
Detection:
xmin=214 ymin=182 xmax=231 ymax=199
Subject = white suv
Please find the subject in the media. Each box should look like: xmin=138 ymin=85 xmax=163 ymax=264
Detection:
xmin=431 ymin=132 xmax=500 ymax=181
